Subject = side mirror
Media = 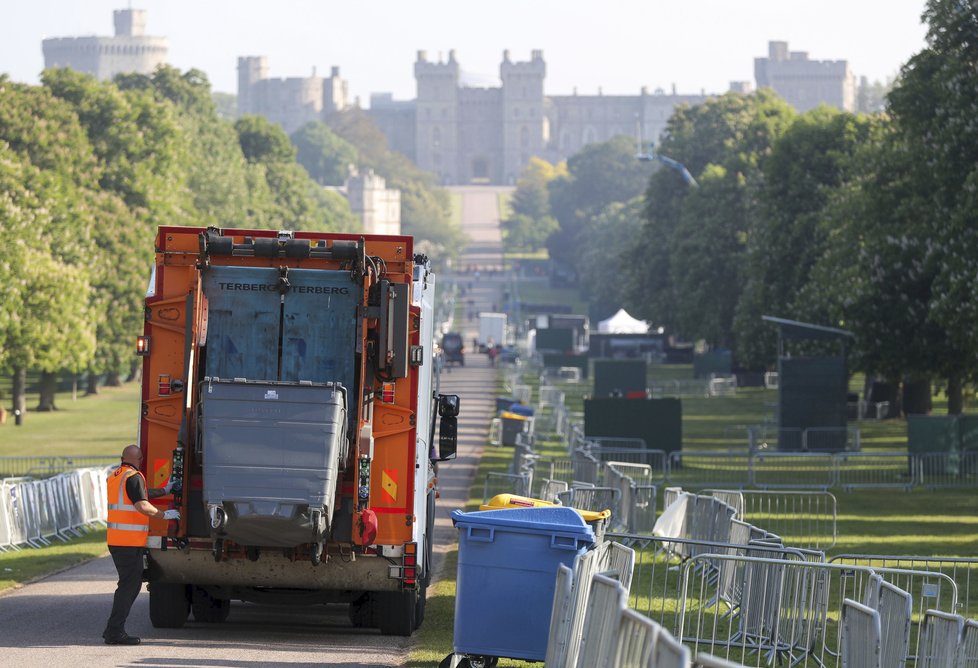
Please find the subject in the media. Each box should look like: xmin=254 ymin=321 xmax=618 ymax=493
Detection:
xmin=438 ymin=394 xmax=460 ymax=418
xmin=438 ymin=416 xmax=457 ymax=461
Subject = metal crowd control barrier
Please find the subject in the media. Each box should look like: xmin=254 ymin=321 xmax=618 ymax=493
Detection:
xmin=671 ymin=554 xmax=957 ymax=667
xmin=0 ymin=468 xmax=109 ymax=553
xmin=667 ymin=451 xmax=752 ymax=488
xmin=576 ymin=574 xmax=628 ymax=667
xmin=876 ymin=580 xmax=912 ymax=667
xmin=829 ymin=554 xmax=978 ymax=619
xmin=750 ymin=452 xmax=836 ymax=489
xmin=556 ymin=486 xmax=621 ymax=530
xmin=482 ymin=472 xmax=530 ymax=503
xmin=835 ymin=451 xmax=914 ymax=491
xmin=918 ymin=610 xmax=964 ymax=668
xmin=840 ymin=599 xmax=881 ymax=668
xmin=658 ymin=451 xmax=977 ymax=491
xmin=705 ymin=489 xmax=838 ymax=550
xmin=0 ymin=455 xmax=117 ymax=479
xmin=915 ymin=451 xmax=978 ymax=489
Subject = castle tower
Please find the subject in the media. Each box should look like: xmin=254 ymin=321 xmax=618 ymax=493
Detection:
xmin=414 ymin=50 xmax=460 ymax=184
xmin=500 ymin=50 xmax=546 ymax=184
xmin=237 ymin=56 xmax=268 ymax=117
xmin=113 ymin=9 xmax=146 ymax=37
xmin=42 ymin=8 xmax=167 ymax=82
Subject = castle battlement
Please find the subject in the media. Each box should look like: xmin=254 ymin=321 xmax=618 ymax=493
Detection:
xmin=42 ymin=9 xmax=167 ymax=82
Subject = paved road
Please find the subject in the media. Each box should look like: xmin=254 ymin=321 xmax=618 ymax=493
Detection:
xmin=0 ymin=188 xmax=505 ymax=667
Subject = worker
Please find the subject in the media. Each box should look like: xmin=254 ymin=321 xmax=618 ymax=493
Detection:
xmin=102 ymin=444 xmax=180 ymax=646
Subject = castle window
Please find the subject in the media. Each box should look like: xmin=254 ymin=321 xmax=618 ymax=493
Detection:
xmin=432 ymin=127 xmax=441 ymax=148
xmin=520 ymin=126 xmax=529 ymax=148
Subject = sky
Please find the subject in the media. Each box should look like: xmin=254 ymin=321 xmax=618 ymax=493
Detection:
xmin=1 ymin=1 xmax=930 ymax=104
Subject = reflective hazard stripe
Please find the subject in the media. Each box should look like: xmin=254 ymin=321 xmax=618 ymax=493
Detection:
xmin=107 ymin=503 xmax=137 ymax=511
xmin=107 ymin=521 xmax=148 ymax=532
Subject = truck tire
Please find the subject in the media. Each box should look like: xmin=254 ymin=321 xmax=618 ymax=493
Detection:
xmin=376 ymin=590 xmax=416 ymax=636
xmin=191 ymin=586 xmax=231 ymax=623
xmin=149 ymin=582 xmax=190 ymax=628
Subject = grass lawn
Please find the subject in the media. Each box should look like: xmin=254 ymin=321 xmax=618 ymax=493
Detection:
xmin=0 ymin=382 xmax=140 ymax=457
xmin=0 ymin=529 xmax=108 ymax=593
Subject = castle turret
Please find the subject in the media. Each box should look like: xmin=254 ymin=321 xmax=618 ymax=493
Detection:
xmin=42 ymin=8 xmax=167 ymax=82
xmin=500 ymin=50 xmax=546 ymax=184
xmin=237 ymin=56 xmax=268 ymax=117
xmin=414 ymin=50 xmax=460 ymax=184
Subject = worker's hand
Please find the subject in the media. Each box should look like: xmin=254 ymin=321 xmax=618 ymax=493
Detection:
xmin=161 ymin=509 xmax=181 ymax=521
xmin=162 ymin=478 xmax=175 ymax=494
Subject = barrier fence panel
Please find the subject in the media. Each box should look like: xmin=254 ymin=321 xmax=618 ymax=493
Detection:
xmin=577 ymin=574 xmax=628 ymax=667
xmin=840 ymin=599 xmax=881 ymax=668
xmin=667 ymin=452 xmax=752 ymax=489
xmin=668 ymin=553 xmax=959 ymax=668
xmin=829 ymin=554 xmax=978 ymax=619
xmin=831 ymin=564 xmax=958 ymax=663
xmin=588 ymin=445 xmax=668 ymax=482
xmin=0 ymin=468 xmax=110 ymax=553
xmin=917 ymin=610 xmax=964 ymax=668
xmin=960 ymin=619 xmax=978 ymax=666
xmin=545 ymin=564 xmax=575 ymax=668
xmin=0 ymin=455 xmax=117 ymax=479
xmin=704 ymin=490 xmax=837 ymax=551
xmin=834 ymin=452 xmax=914 ymax=491
xmin=876 ymin=581 xmax=912 ymax=668
xmin=749 ymin=453 xmax=836 ymax=489
xmin=614 ymin=608 xmax=661 ymax=667
xmin=915 ymin=451 xmax=978 ymax=489
xmin=482 ymin=471 xmax=530 ymax=503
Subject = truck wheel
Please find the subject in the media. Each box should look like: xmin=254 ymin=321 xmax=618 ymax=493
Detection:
xmin=348 ymin=593 xmax=374 ymax=628
xmin=149 ymin=582 xmax=190 ymax=628
xmin=376 ymin=590 xmax=416 ymax=636
xmin=191 ymin=586 xmax=231 ymax=623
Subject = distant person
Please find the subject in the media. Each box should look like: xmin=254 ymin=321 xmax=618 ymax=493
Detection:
xmin=488 ymin=345 xmax=498 ymax=367
xmin=103 ymin=444 xmax=180 ymax=646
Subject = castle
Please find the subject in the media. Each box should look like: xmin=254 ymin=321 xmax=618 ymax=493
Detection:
xmin=42 ymin=9 xmax=168 ymax=82
xmin=239 ymin=50 xmax=712 ymax=185
xmin=755 ymin=41 xmax=856 ymax=112
xmin=38 ymin=10 xmax=858 ymax=186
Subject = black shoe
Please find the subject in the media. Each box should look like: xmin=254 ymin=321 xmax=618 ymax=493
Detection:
xmin=103 ymin=634 xmax=140 ymax=645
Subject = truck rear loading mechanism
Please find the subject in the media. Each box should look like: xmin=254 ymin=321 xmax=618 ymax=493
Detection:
xmin=136 ymin=226 xmax=459 ymax=635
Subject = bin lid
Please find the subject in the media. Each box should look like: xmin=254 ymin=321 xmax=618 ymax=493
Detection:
xmin=506 ymin=404 xmax=535 ymax=417
xmin=499 ymin=411 xmax=529 ymax=421
xmin=479 ymin=494 xmax=611 ymax=522
xmin=451 ymin=506 xmax=595 ymax=540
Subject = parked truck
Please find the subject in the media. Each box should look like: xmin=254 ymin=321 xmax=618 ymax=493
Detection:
xmin=477 ymin=312 xmax=507 ymax=352
xmin=136 ymin=226 xmax=459 ymax=636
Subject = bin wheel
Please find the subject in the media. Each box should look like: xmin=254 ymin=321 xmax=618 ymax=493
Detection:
xmin=149 ymin=582 xmax=190 ymax=628
xmin=212 ymin=538 xmax=224 ymax=562
xmin=191 ymin=586 xmax=230 ymax=623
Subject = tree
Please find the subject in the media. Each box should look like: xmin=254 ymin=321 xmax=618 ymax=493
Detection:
xmin=575 ymin=198 xmax=644 ymax=320
xmin=734 ymin=108 xmax=877 ymax=368
xmin=235 ymin=115 xmax=297 ymax=164
xmin=805 ymin=0 xmax=978 ymax=413
xmin=546 ymin=136 xmax=652 ymax=269
xmin=291 ymin=121 xmax=358 ymax=185
xmin=502 ymin=158 xmax=565 ymax=253
xmin=623 ymin=90 xmax=795 ymax=345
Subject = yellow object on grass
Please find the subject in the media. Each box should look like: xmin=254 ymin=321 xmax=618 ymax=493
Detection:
xmin=480 ymin=493 xmax=611 ymax=522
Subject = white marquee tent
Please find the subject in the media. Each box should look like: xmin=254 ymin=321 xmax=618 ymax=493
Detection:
xmin=597 ymin=309 xmax=649 ymax=334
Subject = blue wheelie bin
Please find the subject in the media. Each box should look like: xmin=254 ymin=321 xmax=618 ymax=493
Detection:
xmin=446 ymin=506 xmax=595 ymax=665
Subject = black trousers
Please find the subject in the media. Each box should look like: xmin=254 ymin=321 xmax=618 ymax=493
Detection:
xmin=104 ymin=545 xmax=144 ymax=638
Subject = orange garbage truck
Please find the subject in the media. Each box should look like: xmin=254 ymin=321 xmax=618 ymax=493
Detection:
xmin=136 ymin=226 xmax=459 ymax=635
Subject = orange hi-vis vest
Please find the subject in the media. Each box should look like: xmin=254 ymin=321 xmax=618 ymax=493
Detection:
xmin=106 ymin=465 xmax=149 ymax=547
